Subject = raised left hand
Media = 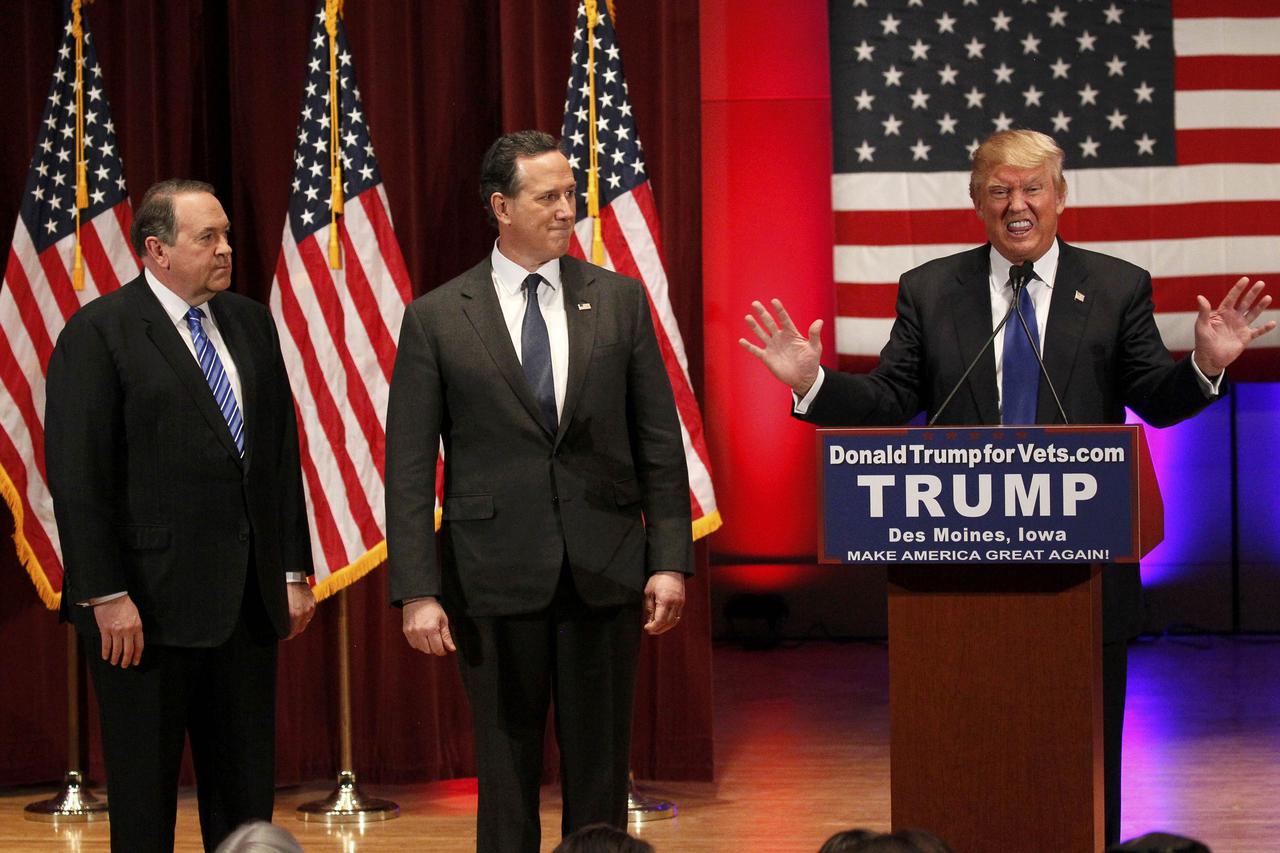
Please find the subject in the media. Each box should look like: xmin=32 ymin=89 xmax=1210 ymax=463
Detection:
xmin=1193 ymin=277 xmax=1275 ymax=376
xmin=643 ymin=571 xmax=686 ymax=635
xmin=286 ymin=582 xmax=317 ymax=640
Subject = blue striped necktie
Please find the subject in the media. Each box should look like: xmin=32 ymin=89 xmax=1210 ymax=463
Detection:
xmin=185 ymin=307 xmax=245 ymax=457
xmin=520 ymin=274 xmax=558 ymax=432
xmin=1001 ymin=278 xmax=1041 ymax=425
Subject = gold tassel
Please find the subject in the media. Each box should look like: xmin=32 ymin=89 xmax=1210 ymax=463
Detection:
xmin=326 ymin=0 xmax=345 ymax=268
xmin=71 ymin=0 xmax=90 ymax=290
xmin=585 ymin=0 xmax=605 ymax=265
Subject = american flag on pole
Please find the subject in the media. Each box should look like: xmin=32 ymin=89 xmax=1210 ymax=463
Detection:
xmin=1 ymin=3 xmax=136 ymax=609
xmin=830 ymin=0 xmax=1280 ymax=381
xmin=269 ymin=1 xmax=415 ymax=600
xmin=562 ymin=1 xmax=721 ymax=539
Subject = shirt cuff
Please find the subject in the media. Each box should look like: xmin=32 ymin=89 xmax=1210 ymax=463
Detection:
xmin=285 ymin=572 xmax=308 ymax=584
xmin=1188 ymin=351 xmax=1224 ymax=397
xmin=792 ymin=367 xmax=827 ymax=415
xmin=79 ymin=591 xmax=127 ymax=607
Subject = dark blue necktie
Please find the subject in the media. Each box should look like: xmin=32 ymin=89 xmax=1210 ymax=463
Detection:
xmin=1001 ymin=278 xmax=1041 ymax=425
xmin=520 ymin=274 xmax=557 ymax=432
xmin=185 ymin=307 xmax=245 ymax=456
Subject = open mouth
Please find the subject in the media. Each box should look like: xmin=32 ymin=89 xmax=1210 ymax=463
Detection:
xmin=1006 ymin=218 xmax=1034 ymax=237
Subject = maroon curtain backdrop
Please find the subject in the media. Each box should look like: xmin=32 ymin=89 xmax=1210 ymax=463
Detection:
xmin=0 ymin=0 xmax=711 ymax=787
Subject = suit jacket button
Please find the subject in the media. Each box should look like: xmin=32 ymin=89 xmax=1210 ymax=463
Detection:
xmin=552 ymin=495 xmax=559 ymax=504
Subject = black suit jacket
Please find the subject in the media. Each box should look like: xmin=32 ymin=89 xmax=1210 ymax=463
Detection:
xmin=808 ymin=239 xmax=1217 ymax=428
xmin=803 ymin=239 xmax=1220 ymax=641
xmin=45 ymin=275 xmax=312 ymax=647
xmin=385 ymin=254 xmax=692 ymax=615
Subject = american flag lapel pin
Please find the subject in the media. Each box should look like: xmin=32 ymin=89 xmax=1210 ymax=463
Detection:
xmin=1075 ymin=291 xmax=1086 ymax=303
xmin=577 ymin=302 xmax=592 ymax=310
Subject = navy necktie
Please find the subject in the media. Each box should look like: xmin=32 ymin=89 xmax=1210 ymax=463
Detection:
xmin=185 ymin=307 xmax=245 ymax=456
xmin=1001 ymin=277 xmax=1041 ymax=425
xmin=520 ymin=274 xmax=558 ymax=432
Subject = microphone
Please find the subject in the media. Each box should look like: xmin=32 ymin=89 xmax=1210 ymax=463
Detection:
xmin=928 ymin=260 xmax=1067 ymax=426
xmin=1009 ymin=260 xmax=1032 ymax=293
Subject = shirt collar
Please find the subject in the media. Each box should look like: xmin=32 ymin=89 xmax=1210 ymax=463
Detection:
xmin=144 ymin=267 xmax=205 ymax=324
xmin=989 ymin=237 xmax=1060 ymax=291
xmin=491 ymin=241 xmax=562 ymax=296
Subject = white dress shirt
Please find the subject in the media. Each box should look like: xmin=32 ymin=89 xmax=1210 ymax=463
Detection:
xmin=490 ymin=242 xmax=569 ymax=419
xmin=145 ymin=268 xmax=245 ymax=418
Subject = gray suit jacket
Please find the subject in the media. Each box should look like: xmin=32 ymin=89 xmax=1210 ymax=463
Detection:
xmin=385 ymin=254 xmax=692 ymax=615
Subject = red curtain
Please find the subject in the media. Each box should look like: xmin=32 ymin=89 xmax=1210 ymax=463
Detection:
xmin=0 ymin=0 xmax=711 ymax=786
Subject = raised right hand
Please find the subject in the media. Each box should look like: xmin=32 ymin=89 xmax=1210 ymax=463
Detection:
xmin=739 ymin=298 xmax=824 ymax=397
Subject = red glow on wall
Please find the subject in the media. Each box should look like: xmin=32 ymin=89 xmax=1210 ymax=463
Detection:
xmin=701 ymin=0 xmax=834 ymax=562
xmin=714 ymin=563 xmax=821 ymax=593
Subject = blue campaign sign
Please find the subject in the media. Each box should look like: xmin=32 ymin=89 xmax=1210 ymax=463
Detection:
xmin=819 ymin=426 xmax=1144 ymax=564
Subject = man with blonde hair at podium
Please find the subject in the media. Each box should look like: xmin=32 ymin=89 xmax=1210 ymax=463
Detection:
xmin=741 ymin=129 xmax=1274 ymax=845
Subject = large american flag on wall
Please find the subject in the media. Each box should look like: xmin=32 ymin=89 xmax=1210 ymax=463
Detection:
xmin=830 ymin=0 xmax=1280 ymax=380
xmin=268 ymin=3 xmax=414 ymax=600
xmin=0 ymin=8 xmax=137 ymax=609
xmin=562 ymin=2 xmax=721 ymax=539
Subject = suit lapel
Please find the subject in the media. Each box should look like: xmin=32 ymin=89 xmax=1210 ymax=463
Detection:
xmin=128 ymin=278 xmax=245 ymax=465
xmin=949 ymin=246 xmax=1001 ymax=425
xmin=1038 ymin=239 xmax=1091 ymax=424
xmin=209 ymin=295 xmax=258 ymax=461
xmin=558 ymin=256 xmax=596 ymax=443
xmin=458 ymin=260 xmax=554 ymax=436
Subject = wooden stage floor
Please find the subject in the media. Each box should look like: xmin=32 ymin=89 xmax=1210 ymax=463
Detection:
xmin=3 ymin=635 xmax=1278 ymax=852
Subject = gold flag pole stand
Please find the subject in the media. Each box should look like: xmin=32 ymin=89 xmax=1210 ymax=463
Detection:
xmin=25 ymin=625 xmax=109 ymax=821
xmin=627 ymin=771 xmax=676 ymax=824
xmin=297 ymin=588 xmax=398 ymax=823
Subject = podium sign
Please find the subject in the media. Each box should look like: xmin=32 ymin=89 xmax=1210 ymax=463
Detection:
xmin=819 ymin=425 xmax=1156 ymax=565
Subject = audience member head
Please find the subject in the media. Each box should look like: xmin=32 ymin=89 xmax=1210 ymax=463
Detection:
xmin=552 ymin=822 xmax=655 ymax=853
xmin=819 ymin=827 xmax=954 ymax=853
xmin=1107 ymin=832 xmax=1212 ymax=853
xmin=214 ymin=820 xmax=305 ymax=853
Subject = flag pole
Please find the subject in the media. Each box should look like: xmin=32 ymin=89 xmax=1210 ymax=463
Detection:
xmin=297 ymin=588 xmax=398 ymax=822
xmin=587 ymin=0 xmax=678 ymax=823
xmin=24 ymin=624 xmax=109 ymax=821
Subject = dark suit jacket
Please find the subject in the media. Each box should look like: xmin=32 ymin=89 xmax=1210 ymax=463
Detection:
xmin=808 ymin=239 xmax=1217 ymax=429
xmin=802 ymin=239 xmax=1220 ymax=640
xmin=385 ymin=254 xmax=692 ymax=615
xmin=45 ymin=275 xmax=312 ymax=647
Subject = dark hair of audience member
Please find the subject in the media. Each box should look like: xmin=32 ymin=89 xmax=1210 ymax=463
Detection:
xmin=819 ymin=827 xmax=954 ymax=853
xmin=552 ymin=822 xmax=655 ymax=853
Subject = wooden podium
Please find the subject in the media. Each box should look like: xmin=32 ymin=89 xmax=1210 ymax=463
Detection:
xmin=819 ymin=426 xmax=1164 ymax=853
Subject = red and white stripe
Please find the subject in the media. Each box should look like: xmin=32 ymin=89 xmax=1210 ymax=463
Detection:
xmin=0 ymin=203 xmax=137 ymax=608
xmin=834 ymin=3 xmax=1280 ymax=381
xmin=569 ymin=181 xmax=721 ymax=539
xmin=269 ymin=185 xmax=414 ymax=598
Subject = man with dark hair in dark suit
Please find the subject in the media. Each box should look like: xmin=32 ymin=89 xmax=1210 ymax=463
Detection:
xmin=45 ymin=179 xmax=316 ymax=852
xmin=741 ymin=130 xmax=1273 ymax=845
xmin=386 ymin=130 xmax=693 ymax=853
